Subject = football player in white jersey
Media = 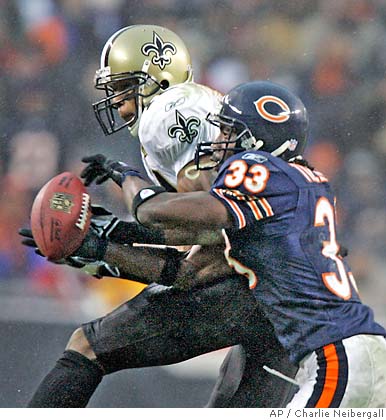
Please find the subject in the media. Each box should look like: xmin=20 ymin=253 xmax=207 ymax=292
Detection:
xmin=139 ymin=82 xmax=222 ymax=190
xmin=24 ymin=25 xmax=296 ymax=408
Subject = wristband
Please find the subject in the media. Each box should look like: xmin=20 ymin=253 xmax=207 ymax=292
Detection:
xmin=119 ymin=168 xmax=144 ymax=184
xmin=132 ymin=186 xmax=167 ymax=222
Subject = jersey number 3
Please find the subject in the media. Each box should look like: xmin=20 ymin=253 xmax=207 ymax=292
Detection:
xmin=314 ymin=197 xmax=358 ymax=300
xmin=224 ymin=160 xmax=269 ymax=194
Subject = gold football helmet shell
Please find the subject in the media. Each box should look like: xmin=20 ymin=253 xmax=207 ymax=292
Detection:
xmin=93 ymin=25 xmax=193 ymax=136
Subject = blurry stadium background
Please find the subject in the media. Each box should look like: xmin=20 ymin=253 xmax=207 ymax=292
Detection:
xmin=1 ymin=0 xmax=386 ymax=407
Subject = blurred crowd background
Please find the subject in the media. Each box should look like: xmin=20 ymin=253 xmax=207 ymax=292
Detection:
xmin=1 ymin=0 xmax=386 ymax=325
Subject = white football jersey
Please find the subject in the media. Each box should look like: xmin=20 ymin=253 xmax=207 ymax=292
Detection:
xmin=138 ymin=82 xmax=223 ymax=190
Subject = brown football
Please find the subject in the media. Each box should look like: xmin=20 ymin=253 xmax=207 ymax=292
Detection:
xmin=30 ymin=172 xmax=91 ymax=261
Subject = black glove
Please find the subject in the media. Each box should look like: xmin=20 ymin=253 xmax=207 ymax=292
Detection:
xmin=19 ymin=228 xmax=87 ymax=269
xmin=90 ymin=203 xmax=165 ymax=245
xmin=19 ymin=226 xmax=108 ymax=263
xmin=89 ymin=204 xmax=121 ymax=241
xmin=18 ymin=227 xmax=119 ymax=278
xmin=81 ymin=154 xmax=143 ymax=187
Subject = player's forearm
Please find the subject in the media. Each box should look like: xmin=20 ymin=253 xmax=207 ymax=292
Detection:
xmin=121 ymin=178 xmax=229 ymax=246
xmin=121 ymin=176 xmax=151 ymax=214
xmin=103 ymin=242 xmax=168 ymax=284
xmin=136 ymin=190 xmax=230 ymax=244
xmin=163 ymin=228 xmax=224 ymax=246
xmin=108 ymin=220 xmax=222 ymax=247
xmin=103 ymin=241 xmax=233 ymax=290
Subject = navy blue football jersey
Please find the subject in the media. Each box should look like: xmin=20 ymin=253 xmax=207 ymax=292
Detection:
xmin=210 ymin=150 xmax=386 ymax=364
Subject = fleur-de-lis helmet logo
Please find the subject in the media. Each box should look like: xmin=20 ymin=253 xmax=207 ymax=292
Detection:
xmin=168 ymin=110 xmax=201 ymax=144
xmin=141 ymin=31 xmax=177 ymax=70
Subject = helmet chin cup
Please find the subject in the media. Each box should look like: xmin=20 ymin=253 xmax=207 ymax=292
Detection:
xmin=128 ymin=98 xmax=143 ymax=137
xmin=128 ymin=119 xmax=140 ymax=137
xmin=240 ymin=136 xmax=263 ymax=151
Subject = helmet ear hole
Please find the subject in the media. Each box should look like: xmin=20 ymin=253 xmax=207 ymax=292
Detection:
xmin=160 ymin=80 xmax=169 ymax=90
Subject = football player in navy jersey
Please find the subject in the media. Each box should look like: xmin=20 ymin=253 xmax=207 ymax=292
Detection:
xmin=103 ymin=80 xmax=386 ymax=407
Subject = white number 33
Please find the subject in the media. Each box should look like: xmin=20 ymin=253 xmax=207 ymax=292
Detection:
xmin=224 ymin=160 xmax=270 ymax=194
xmin=315 ymin=197 xmax=358 ymax=300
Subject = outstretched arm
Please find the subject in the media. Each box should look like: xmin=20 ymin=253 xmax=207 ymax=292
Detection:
xmin=133 ymin=188 xmax=231 ymax=244
xmin=20 ymin=225 xmax=231 ymax=288
xmin=79 ymin=153 xmax=231 ymax=246
xmin=103 ymin=241 xmax=233 ymax=289
xmin=113 ymin=170 xmax=230 ymax=246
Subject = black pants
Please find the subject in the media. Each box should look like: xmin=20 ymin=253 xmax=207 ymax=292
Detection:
xmin=83 ymin=276 xmax=297 ymax=407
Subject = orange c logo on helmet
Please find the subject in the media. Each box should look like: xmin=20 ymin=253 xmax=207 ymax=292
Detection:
xmin=254 ymin=95 xmax=290 ymax=123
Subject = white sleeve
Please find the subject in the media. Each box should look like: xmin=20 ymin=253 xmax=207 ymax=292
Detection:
xmin=138 ymin=83 xmax=222 ymax=186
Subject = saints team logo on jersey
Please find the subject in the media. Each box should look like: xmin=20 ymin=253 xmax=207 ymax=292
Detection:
xmin=141 ymin=31 xmax=177 ymax=70
xmin=168 ymin=110 xmax=201 ymax=143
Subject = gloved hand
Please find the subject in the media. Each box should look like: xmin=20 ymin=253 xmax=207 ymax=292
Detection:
xmin=89 ymin=203 xmax=165 ymax=245
xmin=19 ymin=227 xmax=86 ymax=268
xmin=78 ymin=260 xmax=120 ymax=279
xmin=80 ymin=154 xmax=143 ymax=187
xmin=89 ymin=204 xmax=121 ymax=241
xmin=19 ymin=221 xmax=108 ymax=268
xmin=19 ymin=226 xmax=107 ymax=262
xmin=18 ymin=227 xmax=119 ymax=279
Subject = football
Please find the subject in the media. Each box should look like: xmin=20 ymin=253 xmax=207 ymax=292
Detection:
xmin=30 ymin=172 xmax=92 ymax=261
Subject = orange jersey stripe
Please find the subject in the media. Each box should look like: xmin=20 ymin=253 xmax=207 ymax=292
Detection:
xmin=290 ymin=163 xmax=328 ymax=183
xmin=247 ymin=200 xmax=263 ymax=220
xmin=315 ymin=344 xmax=339 ymax=408
xmin=290 ymin=163 xmax=314 ymax=182
xmin=212 ymin=188 xmax=246 ymax=228
xmin=228 ymin=189 xmax=274 ymax=219
xmin=314 ymin=170 xmax=328 ymax=182
xmin=259 ymin=197 xmax=274 ymax=216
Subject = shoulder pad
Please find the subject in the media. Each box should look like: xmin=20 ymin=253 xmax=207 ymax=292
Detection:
xmin=139 ymin=83 xmax=223 ymax=181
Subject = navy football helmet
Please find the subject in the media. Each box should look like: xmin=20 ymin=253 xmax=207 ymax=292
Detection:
xmin=195 ymin=81 xmax=308 ymax=169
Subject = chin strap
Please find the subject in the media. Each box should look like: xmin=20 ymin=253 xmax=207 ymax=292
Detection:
xmin=128 ymin=92 xmax=145 ymax=137
xmin=128 ymin=59 xmax=154 ymax=137
xmin=128 ymin=117 xmax=140 ymax=137
xmin=186 ymin=64 xmax=194 ymax=82
xmin=271 ymin=140 xmax=291 ymax=157
xmin=248 ymin=138 xmax=264 ymax=150
xmin=288 ymin=155 xmax=304 ymax=163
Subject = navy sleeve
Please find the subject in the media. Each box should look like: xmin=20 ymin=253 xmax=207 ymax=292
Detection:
xmin=209 ymin=152 xmax=278 ymax=229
